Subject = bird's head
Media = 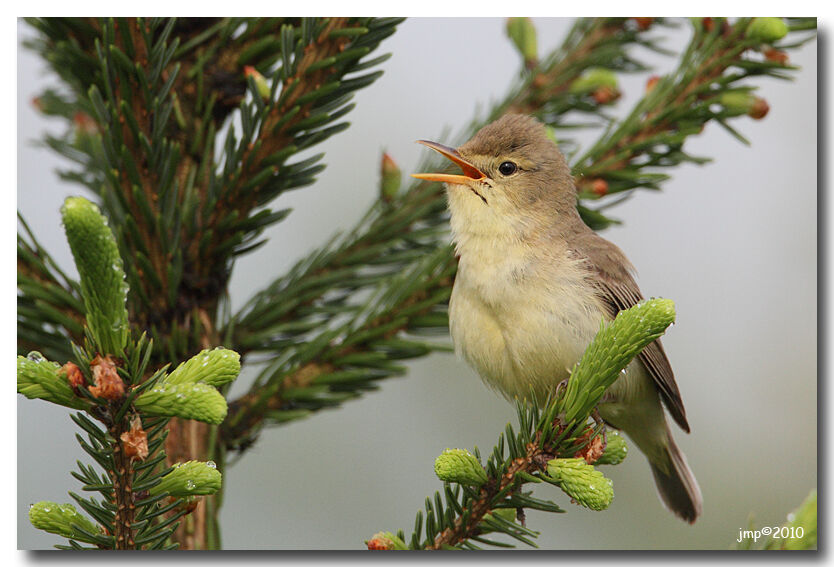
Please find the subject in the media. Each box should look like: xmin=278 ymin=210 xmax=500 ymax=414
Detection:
xmin=413 ymin=114 xmax=577 ymax=241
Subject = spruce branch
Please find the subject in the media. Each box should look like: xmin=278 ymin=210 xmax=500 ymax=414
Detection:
xmin=19 ymin=196 xmax=240 ymax=549
xmin=22 ymin=17 xmax=402 ymax=366
xmin=571 ymin=17 xmax=816 ymax=206
xmin=17 ymin=213 xmax=85 ymax=361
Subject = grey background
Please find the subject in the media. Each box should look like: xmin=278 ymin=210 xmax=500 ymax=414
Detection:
xmin=18 ymin=18 xmax=817 ymax=550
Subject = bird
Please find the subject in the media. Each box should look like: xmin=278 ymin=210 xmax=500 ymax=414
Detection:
xmin=412 ymin=113 xmax=702 ymax=523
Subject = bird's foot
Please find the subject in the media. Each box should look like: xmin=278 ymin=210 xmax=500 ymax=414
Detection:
xmin=591 ymin=408 xmax=607 ymax=449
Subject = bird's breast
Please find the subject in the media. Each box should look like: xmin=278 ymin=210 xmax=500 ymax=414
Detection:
xmin=449 ymin=238 xmax=608 ymax=400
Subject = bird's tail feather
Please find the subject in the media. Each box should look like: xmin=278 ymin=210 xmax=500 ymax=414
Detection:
xmin=649 ymin=426 xmax=702 ymax=524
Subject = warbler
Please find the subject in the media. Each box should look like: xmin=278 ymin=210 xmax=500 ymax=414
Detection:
xmin=413 ymin=114 xmax=702 ymax=523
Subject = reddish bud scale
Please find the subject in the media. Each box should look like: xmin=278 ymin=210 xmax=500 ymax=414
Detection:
xmin=120 ymin=421 xmax=149 ymax=461
xmin=749 ymin=97 xmax=770 ymax=120
xmin=367 ymin=537 xmax=393 ymax=550
xmin=633 ymin=17 xmax=653 ymax=31
xmin=591 ymin=178 xmax=609 ymax=197
xmin=592 ymin=86 xmax=620 ymax=105
xmin=72 ymin=111 xmax=98 ymax=135
xmin=572 ymin=428 xmax=606 ymax=464
xmin=764 ymin=48 xmax=789 ymax=65
xmin=62 ymin=361 xmax=85 ymax=390
xmin=645 ymin=75 xmax=660 ymax=94
xmin=89 ymin=354 xmax=125 ymax=401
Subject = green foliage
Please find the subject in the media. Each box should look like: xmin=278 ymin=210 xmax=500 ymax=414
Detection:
xmin=17 ymin=353 xmax=88 ymax=410
xmin=545 ymin=458 xmax=613 ymax=511
xmin=434 ymin=449 xmax=488 ymax=487
xmin=149 ymin=461 xmax=222 ymax=497
xmin=163 ymin=347 xmax=241 ymax=387
xmin=20 ymin=179 xmax=241 ymax=549
xmin=747 ymin=17 xmax=788 ymax=42
xmin=61 ymin=196 xmax=130 ymax=355
xmin=506 ymin=18 xmax=537 ymax=66
xmin=734 ymin=490 xmax=817 ymax=551
xmin=29 ymin=502 xmax=100 ymax=544
xmin=562 ymin=298 xmax=675 ymax=424
xmin=595 ymin=431 xmax=628 ymax=465
xmin=569 ymin=67 xmax=619 ymax=93
xmin=774 ymin=491 xmax=817 ymax=550
xmin=135 ymin=382 xmax=229 ymax=424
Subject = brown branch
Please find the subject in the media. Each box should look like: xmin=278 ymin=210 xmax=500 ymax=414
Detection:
xmin=428 ymin=434 xmax=557 ymax=550
xmin=109 ymin=420 xmax=137 ymax=549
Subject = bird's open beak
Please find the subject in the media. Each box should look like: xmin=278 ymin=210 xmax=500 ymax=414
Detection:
xmin=411 ymin=140 xmax=485 ymax=184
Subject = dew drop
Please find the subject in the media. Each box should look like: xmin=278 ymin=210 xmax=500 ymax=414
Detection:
xmin=27 ymin=351 xmax=45 ymax=363
xmin=206 ymin=461 xmax=216 ymax=469
xmin=185 ymin=480 xmax=196 ymax=491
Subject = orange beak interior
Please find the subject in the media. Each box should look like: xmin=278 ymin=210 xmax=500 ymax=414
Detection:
xmin=411 ymin=140 xmax=485 ymax=184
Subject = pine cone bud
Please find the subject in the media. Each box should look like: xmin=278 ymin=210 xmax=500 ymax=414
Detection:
xmin=149 ymin=460 xmax=222 ymax=497
xmin=18 ymin=354 xmax=88 ymax=410
xmin=506 ymin=18 xmax=538 ymax=68
xmin=134 ymin=382 xmax=228 ymax=424
xmin=164 ymin=347 xmax=241 ymax=388
xmin=747 ymin=18 xmax=788 ymax=43
xmin=61 ymin=196 xmax=129 ymax=355
xmin=434 ymin=448 xmax=488 ymax=486
xmin=718 ymin=91 xmax=757 ymax=116
xmin=379 ymin=152 xmax=402 ymax=203
xmin=569 ymin=68 xmax=618 ymax=95
xmin=546 ymin=458 xmax=613 ymax=511
xmin=366 ymin=531 xmax=408 ymax=550
xmin=595 ymin=431 xmax=628 ymax=465
xmin=29 ymin=501 xmax=99 ymax=543
xmin=244 ymin=65 xmax=270 ymax=100
xmin=748 ymin=97 xmax=770 ymax=120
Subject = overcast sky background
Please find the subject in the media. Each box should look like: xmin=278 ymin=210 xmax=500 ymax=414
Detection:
xmin=17 ymin=18 xmax=817 ymax=550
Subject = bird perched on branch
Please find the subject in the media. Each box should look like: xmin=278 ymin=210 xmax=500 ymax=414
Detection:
xmin=413 ymin=113 xmax=702 ymax=523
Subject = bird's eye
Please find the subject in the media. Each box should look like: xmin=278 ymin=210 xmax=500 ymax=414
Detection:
xmin=498 ymin=161 xmax=518 ymax=176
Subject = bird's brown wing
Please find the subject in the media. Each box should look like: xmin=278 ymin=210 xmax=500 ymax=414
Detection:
xmin=572 ymin=232 xmax=690 ymax=433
